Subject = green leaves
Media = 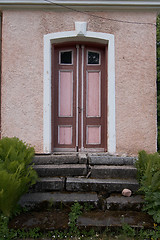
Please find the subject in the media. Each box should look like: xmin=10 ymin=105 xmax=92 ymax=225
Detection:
xmin=136 ymin=151 xmax=160 ymax=223
xmin=0 ymin=137 xmax=38 ymax=217
xmin=136 ymin=150 xmax=160 ymax=187
xmin=143 ymin=191 xmax=160 ymax=223
xmin=68 ymin=202 xmax=82 ymax=236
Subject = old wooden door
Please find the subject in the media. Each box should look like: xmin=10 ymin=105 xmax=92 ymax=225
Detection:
xmin=52 ymin=44 xmax=107 ymax=152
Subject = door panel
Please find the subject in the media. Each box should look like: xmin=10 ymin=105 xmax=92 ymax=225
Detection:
xmin=86 ymin=71 xmax=101 ymax=117
xmin=86 ymin=125 xmax=101 ymax=145
xmin=59 ymin=70 xmax=73 ymax=117
xmin=83 ymin=46 xmax=106 ymax=150
xmin=52 ymin=44 xmax=107 ymax=152
xmin=58 ymin=126 xmax=72 ymax=145
xmin=52 ymin=46 xmax=76 ymax=150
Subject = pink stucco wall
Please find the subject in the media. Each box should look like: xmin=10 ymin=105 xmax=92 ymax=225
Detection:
xmin=1 ymin=10 xmax=157 ymax=155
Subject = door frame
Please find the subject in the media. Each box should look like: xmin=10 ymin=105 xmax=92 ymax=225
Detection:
xmin=43 ymin=22 xmax=116 ymax=154
xmin=52 ymin=43 xmax=107 ymax=152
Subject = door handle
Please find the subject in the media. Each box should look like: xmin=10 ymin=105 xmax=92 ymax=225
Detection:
xmin=78 ymin=107 xmax=82 ymax=113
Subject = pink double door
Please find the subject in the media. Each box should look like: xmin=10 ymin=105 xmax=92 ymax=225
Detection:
xmin=52 ymin=43 xmax=107 ymax=152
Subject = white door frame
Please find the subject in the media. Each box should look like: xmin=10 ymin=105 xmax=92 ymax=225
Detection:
xmin=43 ymin=22 xmax=116 ymax=154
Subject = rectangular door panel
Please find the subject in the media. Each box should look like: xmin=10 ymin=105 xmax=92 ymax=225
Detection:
xmin=86 ymin=71 xmax=101 ymax=117
xmin=59 ymin=70 xmax=73 ymax=117
xmin=58 ymin=126 xmax=72 ymax=145
xmin=86 ymin=125 xmax=101 ymax=145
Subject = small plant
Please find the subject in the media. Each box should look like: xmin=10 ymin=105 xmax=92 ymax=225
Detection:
xmin=0 ymin=215 xmax=18 ymax=240
xmin=68 ymin=201 xmax=83 ymax=236
xmin=12 ymin=205 xmax=29 ymax=217
xmin=121 ymin=223 xmax=136 ymax=238
xmin=16 ymin=227 xmax=42 ymax=239
xmin=138 ymin=224 xmax=160 ymax=240
xmin=83 ymin=202 xmax=94 ymax=212
xmin=0 ymin=137 xmax=38 ymax=217
xmin=0 ymin=215 xmax=10 ymax=239
xmin=47 ymin=198 xmax=55 ymax=210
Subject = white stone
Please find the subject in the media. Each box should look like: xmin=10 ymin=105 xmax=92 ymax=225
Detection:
xmin=75 ymin=22 xmax=87 ymax=36
xmin=122 ymin=189 xmax=132 ymax=197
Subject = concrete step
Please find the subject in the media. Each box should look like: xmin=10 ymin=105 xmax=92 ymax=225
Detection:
xmin=9 ymin=209 xmax=153 ymax=231
xmin=90 ymin=165 xmax=137 ymax=179
xmin=33 ymin=164 xmax=87 ymax=177
xmin=33 ymin=153 xmax=137 ymax=166
xmin=33 ymin=154 xmax=78 ymax=165
xmin=19 ymin=192 xmax=99 ymax=209
xmin=30 ymin=177 xmax=65 ymax=192
xmin=106 ymin=194 xmax=144 ymax=211
xmin=88 ymin=154 xmax=137 ymax=165
xmin=77 ymin=210 xmax=153 ymax=228
xmin=66 ymin=177 xmax=139 ymax=193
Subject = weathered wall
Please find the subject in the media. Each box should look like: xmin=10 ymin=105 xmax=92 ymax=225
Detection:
xmin=1 ymin=10 xmax=157 ymax=154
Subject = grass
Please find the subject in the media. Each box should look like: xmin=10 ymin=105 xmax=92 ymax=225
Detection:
xmin=1 ymin=212 xmax=159 ymax=240
xmin=1 ymin=202 xmax=160 ymax=239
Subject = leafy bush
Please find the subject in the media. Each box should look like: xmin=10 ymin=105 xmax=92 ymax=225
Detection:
xmin=136 ymin=150 xmax=160 ymax=186
xmin=0 ymin=137 xmax=38 ymax=217
xmin=136 ymin=150 xmax=160 ymax=223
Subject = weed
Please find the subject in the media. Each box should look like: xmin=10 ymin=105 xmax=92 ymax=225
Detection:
xmin=68 ymin=201 xmax=83 ymax=236
xmin=47 ymin=198 xmax=55 ymax=210
xmin=0 ymin=215 xmax=17 ymax=240
xmin=83 ymin=202 xmax=94 ymax=212
xmin=0 ymin=215 xmax=42 ymax=240
xmin=17 ymin=227 xmax=42 ymax=239
xmin=121 ymin=223 xmax=136 ymax=238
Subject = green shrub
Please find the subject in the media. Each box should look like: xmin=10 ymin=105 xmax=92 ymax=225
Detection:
xmin=0 ymin=137 xmax=38 ymax=217
xmin=136 ymin=150 xmax=160 ymax=185
xmin=136 ymin=150 xmax=160 ymax=223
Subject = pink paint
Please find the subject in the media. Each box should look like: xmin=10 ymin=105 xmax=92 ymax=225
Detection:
xmin=59 ymin=71 xmax=72 ymax=117
xmin=87 ymin=126 xmax=101 ymax=144
xmin=58 ymin=126 xmax=72 ymax=144
xmin=1 ymin=10 xmax=157 ymax=154
xmin=87 ymin=72 xmax=100 ymax=117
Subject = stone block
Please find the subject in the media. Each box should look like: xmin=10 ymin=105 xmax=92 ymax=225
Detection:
xmin=19 ymin=192 xmax=98 ymax=208
xmin=33 ymin=154 xmax=79 ymax=165
xmin=106 ymin=194 xmax=144 ymax=211
xmin=77 ymin=210 xmax=153 ymax=228
xmin=90 ymin=165 xmax=137 ymax=179
xmin=33 ymin=164 xmax=87 ymax=177
xmin=78 ymin=153 xmax=87 ymax=164
xmin=66 ymin=177 xmax=139 ymax=193
xmin=31 ymin=177 xmax=65 ymax=192
xmin=88 ymin=155 xmax=137 ymax=165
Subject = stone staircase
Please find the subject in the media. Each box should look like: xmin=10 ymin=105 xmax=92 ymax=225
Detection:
xmin=18 ymin=153 xmax=154 ymax=228
xmin=20 ymin=153 xmax=139 ymax=208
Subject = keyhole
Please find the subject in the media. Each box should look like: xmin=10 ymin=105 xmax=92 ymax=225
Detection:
xmin=78 ymin=107 xmax=81 ymax=113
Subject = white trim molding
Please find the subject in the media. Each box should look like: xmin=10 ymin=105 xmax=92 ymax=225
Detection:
xmin=0 ymin=0 xmax=160 ymax=10
xmin=43 ymin=21 xmax=116 ymax=154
